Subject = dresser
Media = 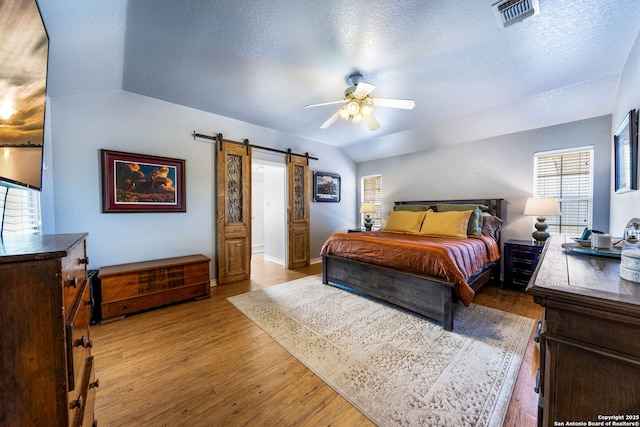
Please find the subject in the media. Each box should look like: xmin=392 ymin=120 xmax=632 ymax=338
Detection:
xmin=0 ymin=233 xmax=97 ymax=426
xmin=503 ymin=239 xmax=544 ymax=289
xmin=527 ymin=235 xmax=640 ymax=427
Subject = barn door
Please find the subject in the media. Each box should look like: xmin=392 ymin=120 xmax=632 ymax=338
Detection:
xmin=216 ymin=139 xmax=252 ymax=284
xmin=287 ymin=154 xmax=310 ymax=269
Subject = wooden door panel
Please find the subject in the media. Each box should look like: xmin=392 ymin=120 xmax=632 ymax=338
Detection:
xmin=290 ymin=230 xmax=308 ymax=266
xmin=223 ymin=238 xmax=249 ymax=278
xmin=216 ymin=139 xmax=251 ymax=284
xmin=287 ymin=156 xmax=310 ymax=269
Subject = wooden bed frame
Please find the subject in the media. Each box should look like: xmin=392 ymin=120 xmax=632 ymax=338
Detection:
xmin=322 ymin=198 xmax=503 ymax=331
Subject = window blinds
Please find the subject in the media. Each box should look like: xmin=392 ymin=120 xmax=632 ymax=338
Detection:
xmin=534 ymin=149 xmax=592 ymax=235
xmin=362 ymin=175 xmax=382 ymax=228
xmin=0 ymin=187 xmax=41 ymax=237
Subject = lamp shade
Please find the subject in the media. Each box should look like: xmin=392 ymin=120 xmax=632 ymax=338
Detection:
xmin=523 ymin=197 xmax=560 ymax=216
xmin=360 ymin=202 xmax=376 ymax=214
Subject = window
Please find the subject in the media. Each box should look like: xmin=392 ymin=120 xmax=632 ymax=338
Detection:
xmin=533 ymin=147 xmax=593 ymax=235
xmin=361 ymin=175 xmax=382 ymax=229
xmin=0 ymin=186 xmax=41 ymax=237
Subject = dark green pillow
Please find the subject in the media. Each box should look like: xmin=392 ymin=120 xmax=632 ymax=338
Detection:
xmin=393 ymin=204 xmax=432 ymax=212
xmin=436 ymin=204 xmax=486 ymax=236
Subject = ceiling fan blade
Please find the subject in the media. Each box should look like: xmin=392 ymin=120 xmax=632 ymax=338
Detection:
xmin=353 ymin=82 xmax=375 ymax=98
xmin=304 ymin=99 xmax=347 ymax=108
xmin=320 ymin=108 xmax=343 ymax=129
xmin=363 ymin=112 xmax=380 ymax=131
xmin=372 ymin=97 xmax=415 ymax=109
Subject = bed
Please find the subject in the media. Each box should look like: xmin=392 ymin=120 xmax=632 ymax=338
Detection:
xmin=321 ymin=199 xmax=504 ymax=331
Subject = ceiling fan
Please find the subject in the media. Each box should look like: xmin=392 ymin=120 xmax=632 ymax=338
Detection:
xmin=304 ymin=73 xmax=415 ymax=131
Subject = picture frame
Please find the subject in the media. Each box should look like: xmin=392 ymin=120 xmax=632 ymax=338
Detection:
xmin=101 ymin=149 xmax=186 ymax=213
xmin=313 ymin=171 xmax=341 ymax=202
xmin=614 ymin=109 xmax=638 ymax=193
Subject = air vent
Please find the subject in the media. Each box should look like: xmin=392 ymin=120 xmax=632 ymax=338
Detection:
xmin=492 ymin=0 xmax=540 ymax=29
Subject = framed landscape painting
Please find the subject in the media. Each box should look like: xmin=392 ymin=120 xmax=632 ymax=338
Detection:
xmin=614 ymin=109 xmax=638 ymax=193
xmin=101 ymin=149 xmax=186 ymax=213
xmin=313 ymin=171 xmax=340 ymax=202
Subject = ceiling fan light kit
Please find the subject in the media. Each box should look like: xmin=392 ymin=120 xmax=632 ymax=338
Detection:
xmin=305 ymin=72 xmax=415 ymax=131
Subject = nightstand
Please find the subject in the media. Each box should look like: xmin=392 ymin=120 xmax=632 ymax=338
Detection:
xmin=503 ymin=239 xmax=544 ymax=289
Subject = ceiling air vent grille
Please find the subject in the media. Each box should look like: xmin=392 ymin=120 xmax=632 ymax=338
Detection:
xmin=492 ymin=0 xmax=540 ymax=29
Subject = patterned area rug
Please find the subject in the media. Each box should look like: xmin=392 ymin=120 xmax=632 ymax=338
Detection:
xmin=228 ymin=275 xmax=534 ymax=426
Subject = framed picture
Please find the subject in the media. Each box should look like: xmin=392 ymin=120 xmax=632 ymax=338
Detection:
xmin=101 ymin=149 xmax=186 ymax=213
xmin=313 ymin=171 xmax=341 ymax=202
xmin=614 ymin=109 xmax=638 ymax=193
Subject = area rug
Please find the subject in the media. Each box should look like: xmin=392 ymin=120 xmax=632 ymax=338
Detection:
xmin=228 ymin=275 xmax=534 ymax=426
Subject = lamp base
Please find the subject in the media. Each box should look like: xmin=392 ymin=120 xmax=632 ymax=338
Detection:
xmin=364 ymin=215 xmax=372 ymax=231
xmin=532 ymin=216 xmax=549 ymax=245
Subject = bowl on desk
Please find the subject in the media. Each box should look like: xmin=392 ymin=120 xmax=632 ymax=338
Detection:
xmin=571 ymin=237 xmax=592 ymax=247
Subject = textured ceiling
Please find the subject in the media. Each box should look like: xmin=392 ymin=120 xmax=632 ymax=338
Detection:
xmin=39 ymin=0 xmax=640 ymax=162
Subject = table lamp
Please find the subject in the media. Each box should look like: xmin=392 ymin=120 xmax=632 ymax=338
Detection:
xmin=360 ymin=202 xmax=376 ymax=231
xmin=523 ymin=197 xmax=561 ymax=244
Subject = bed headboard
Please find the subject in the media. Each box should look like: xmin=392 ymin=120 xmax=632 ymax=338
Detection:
xmin=393 ymin=198 xmax=503 ymax=219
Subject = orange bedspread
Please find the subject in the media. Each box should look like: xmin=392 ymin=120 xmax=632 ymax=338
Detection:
xmin=320 ymin=231 xmax=500 ymax=306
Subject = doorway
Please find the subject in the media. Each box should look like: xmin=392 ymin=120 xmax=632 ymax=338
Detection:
xmin=251 ymin=160 xmax=286 ymax=265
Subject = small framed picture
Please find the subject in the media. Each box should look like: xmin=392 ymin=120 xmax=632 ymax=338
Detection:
xmin=101 ymin=149 xmax=186 ymax=213
xmin=614 ymin=109 xmax=638 ymax=193
xmin=313 ymin=171 xmax=340 ymax=202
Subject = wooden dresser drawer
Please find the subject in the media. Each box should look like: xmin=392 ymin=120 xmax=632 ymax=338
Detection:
xmin=71 ymin=356 xmax=98 ymax=427
xmin=66 ymin=280 xmax=93 ymax=391
xmin=63 ymin=238 xmax=89 ymax=312
xmin=544 ymin=301 xmax=640 ymax=358
xmin=101 ymin=262 xmax=209 ymax=301
xmin=103 ymin=282 xmax=209 ymax=319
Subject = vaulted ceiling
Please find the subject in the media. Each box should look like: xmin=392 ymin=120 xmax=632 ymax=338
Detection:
xmin=38 ymin=0 xmax=640 ymax=162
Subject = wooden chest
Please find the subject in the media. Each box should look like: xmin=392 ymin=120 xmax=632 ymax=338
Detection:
xmin=0 ymin=233 xmax=97 ymax=426
xmin=98 ymin=254 xmax=211 ymax=322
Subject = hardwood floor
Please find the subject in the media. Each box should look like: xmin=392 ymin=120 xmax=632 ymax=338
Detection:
xmin=92 ymin=255 xmax=542 ymax=426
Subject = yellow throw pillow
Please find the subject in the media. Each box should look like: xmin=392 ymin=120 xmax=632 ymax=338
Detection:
xmin=419 ymin=209 xmax=472 ymax=239
xmin=382 ymin=211 xmax=427 ymax=234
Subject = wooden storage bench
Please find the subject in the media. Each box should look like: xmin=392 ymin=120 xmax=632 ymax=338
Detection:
xmin=98 ymin=254 xmax=211 ymax=322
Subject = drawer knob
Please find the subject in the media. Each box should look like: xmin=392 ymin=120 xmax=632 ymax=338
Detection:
xmin=79 ymin=257 xmax=89 ymax=265
xmin=70 ymin=395 xmax=83 ymax=409
xmin=67 ymin=276 xmax=79 ymax=288
xmin=118 ymin=304 xmax=131 ymax=311
xmin=90 ymin=378 xmax=100 ymax=389
xmin=534 ymin=320 xmax=542 ymax=343
xmin=75 ymin=336 xmax=87 ymax=347
xmin=74 ymin=336 xmax=93 ymax=348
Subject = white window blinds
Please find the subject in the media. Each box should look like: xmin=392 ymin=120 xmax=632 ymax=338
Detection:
xmin=0 ymin=186 xmax=42 ymax=237
xmin=534 ymin=148 xmax=593 ymax=235
xmin=362 ymin=175 xmax=382 ymax=229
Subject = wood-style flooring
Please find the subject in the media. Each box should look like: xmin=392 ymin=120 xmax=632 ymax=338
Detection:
xmin=91 ymin=255 xmax=542 ymax=426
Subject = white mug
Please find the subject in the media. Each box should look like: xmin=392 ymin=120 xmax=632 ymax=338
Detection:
xmin=592 ymin=234 xmax=611 ymax=249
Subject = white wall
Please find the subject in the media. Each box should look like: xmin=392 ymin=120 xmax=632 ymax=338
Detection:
xmin=357 ymin=115 xmax=611 ymax=244
xmin=611 ymin=28 xmax=640 ymax=234
xmin=46 ymin=90 xmax=356 ymax=271
xmin=251 ymin=164 xmax=265 ymax=253
xmin=263 ymin=163 xmax=286 ymax=264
